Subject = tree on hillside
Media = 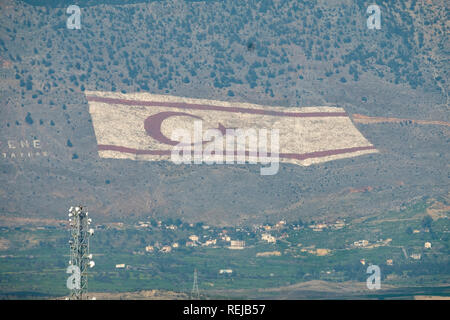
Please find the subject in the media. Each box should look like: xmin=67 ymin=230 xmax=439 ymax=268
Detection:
xmin=421 ymin=215 xmax=433 ymax=230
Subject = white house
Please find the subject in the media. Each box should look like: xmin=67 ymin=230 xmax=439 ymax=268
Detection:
xmin=229 ymin=240 xmax=245 ymax=249
xmin=275 ymin=220 xmax=286 ymax=228
xmin=219 ymin=269 xmax=233 ymax=274
xmin=186 ymin=241 xmax=196 ymax=247
xmin=160 ymin=246 xmax=172 ymax=253
xmin=354 ymin=240 xmax=369 ymax=247
xmin=410 ymin=253 xmax=421 ymax=260
xmin=203 ymin=239 xmax=217 ymax=246
xmin=189 ymin=235 xmax=199 ymax=242
xmin=261 ymin=233 xmax=276 ymax=243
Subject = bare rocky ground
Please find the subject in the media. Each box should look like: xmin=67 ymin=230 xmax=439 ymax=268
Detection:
xmin=57 ymin=289 xmax=188 ymax=300
xmin=55 ymin=281 xmax=450 ymax=300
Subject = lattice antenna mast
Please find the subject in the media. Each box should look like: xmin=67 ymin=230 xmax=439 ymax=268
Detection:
xmin=68 ymin=206 xmax=95 ymax=300
xmin=191 ymin=268 xmax=200 ymax=299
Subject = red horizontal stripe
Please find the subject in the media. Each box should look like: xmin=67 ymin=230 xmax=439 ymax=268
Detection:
xmin=87 ymin=95 xmax=348 ymax=118
xmin=281 ymin=146 xmax=376 ymax=160
xmin=97 ymin=145 xmax=376 ymax=161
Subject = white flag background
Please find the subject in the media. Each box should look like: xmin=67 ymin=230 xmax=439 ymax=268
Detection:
xmin=86 ymin=91 xmax=377 ymax=166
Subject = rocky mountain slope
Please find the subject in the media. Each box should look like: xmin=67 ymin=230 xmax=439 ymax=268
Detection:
xmin=0 ymin=0 xmax=448 ymax=225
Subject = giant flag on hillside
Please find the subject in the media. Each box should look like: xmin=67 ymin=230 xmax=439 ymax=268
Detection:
xmin=86 ymin=91 xmax=377 ymax=166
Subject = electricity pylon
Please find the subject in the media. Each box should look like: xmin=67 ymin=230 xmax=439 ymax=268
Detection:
xmin=191 ymin=268 xmax=200 ymax=299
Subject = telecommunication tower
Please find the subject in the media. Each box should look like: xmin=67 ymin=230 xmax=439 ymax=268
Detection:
xmin=191 ymin=268 xmax=200 ymax=299
xmin=67 ymin=206 xmax=95 ymax=300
